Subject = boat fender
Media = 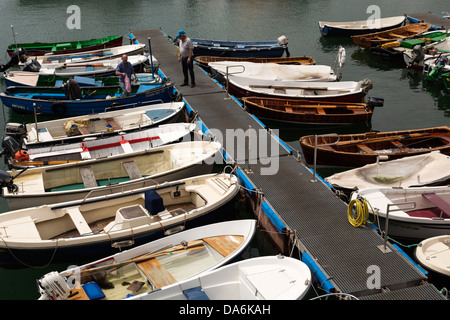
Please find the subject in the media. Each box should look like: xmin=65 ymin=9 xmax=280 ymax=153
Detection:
xmin=337 ymin=46 xmax=346 ymax=68
xmin=51 ymin=102 xmax=67 ymax=115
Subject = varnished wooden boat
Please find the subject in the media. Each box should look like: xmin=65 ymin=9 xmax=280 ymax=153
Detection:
xmin=242 ymin=96 xmax=383 ymax=125
xmin=194 ymin=55 xmax=316 ymax=70
xmin=351 ymin=23 xmax=431 ymax=48
xmin=299 ymin=126 xmax=450 ymax=167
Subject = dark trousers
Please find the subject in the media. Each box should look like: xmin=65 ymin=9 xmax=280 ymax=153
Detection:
xmin=181 ymin=56 xmax=195 ymax=85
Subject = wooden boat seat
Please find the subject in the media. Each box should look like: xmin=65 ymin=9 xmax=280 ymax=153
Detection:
xmin=77 ymin=126 xmax=90 ymax=135
xmin=0 ymin=216 xmax=41 ymax=241
xmin=122 ymin=161 xmax=142 ymax=180
xmin=390 ymin=140 xmax=410 ymax=151
xmin=203 ymin=235 xmax=244 ymax=257
xmin=137 ymin=258 xmax=176 ymax=288
xmin=66 ymin=207 xmax=93 ymax=235
xmin=79 ymin=166 xmax=98 ymax=188
xmin=316 ymin=108 xmax=326 ymax=115
xmin=106 ymin=119 xmax=122 ymax=131
xmin=357 ymin=144 xmax=375 ymax=154
xmin=422 ymin=193 xmax=450 ymax=218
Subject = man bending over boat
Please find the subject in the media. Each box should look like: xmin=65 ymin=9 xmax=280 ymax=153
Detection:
xmin=116 ymin=54 xmax=138 ymax=96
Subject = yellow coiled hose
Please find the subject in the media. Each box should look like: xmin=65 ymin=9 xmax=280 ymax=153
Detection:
xmin=347 ymin=197 xmax=376 ymax=227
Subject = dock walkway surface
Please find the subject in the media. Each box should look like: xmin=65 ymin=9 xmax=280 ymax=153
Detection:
xmin=132 ymin=29 xmax=445 ymax=300
xmin=407 ymin=12 xmax=450 ymax=30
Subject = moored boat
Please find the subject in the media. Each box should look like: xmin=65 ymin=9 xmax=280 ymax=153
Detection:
xmin=6 ymin=35 xmax=123 ymax=57
xmin=4 ymin=71 xmax=161 ymax=87
xmin=242 ymin=96 xmax=383 ymax=125
xmin=128 ymin=255 xmax=312 ymax=300
xmin=0 ymin=80 xmax=176 ymax=116
xmin=1 ymin=122 xmax=196 ymax=168
xmin=319 ymin=16 xmax=406 ymax=37
xmin=414 ymin=235 xmax=450 ymax=283
xmin=25 ymin=44 xmax=146 ymax=65
xmin=35 ymin=54 xmax=151 ymax=77
xmin=351 ymin=23 xmax=431 ymax=48
xmin=299 ymin=126 xmax=450 ymax=167
xmin=350 ymin=185 xmax=450 ymax=239
xmin=194 ymin=55 xmax=316 ymax=70
xmin=5 ymin=101 xmax=185 ymax=148
xmin=226 ymin=75 xmax=373 ymax=103
xmin=190 ymin=36 xmax=289 ymax=58
xmin=1 ymin=140 xmax=221 ymax=210
xmin=0 ymin=172 xmax=240 ymax=268
xmin=325 ymin=151 xmax=450 ymax=195
xmin=209 ymin=61 xmax=339 ymax=82
xmin=36 ymin=219 xmax=256 ymax=300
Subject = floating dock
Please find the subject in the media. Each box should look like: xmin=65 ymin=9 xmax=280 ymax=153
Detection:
xmin=132 ymin=29 xmax=446 ymax=300
xmin=407 ymin=12 xmax=450 ymax=30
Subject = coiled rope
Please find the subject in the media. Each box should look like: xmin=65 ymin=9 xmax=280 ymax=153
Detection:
xmin=347 ymin=197 xmax=376 ymax=227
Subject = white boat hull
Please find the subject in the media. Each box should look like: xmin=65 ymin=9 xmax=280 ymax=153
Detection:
xmin=351 ymin=186 xmax=450 ymax=239
xmin=130 ymin=255 xmax=312 ymax=300
xmin=4 ymin=141 xmax=222 ymax=210
xmin=37 ymin=219 xmax=257 ymax=300
xmin=0 ymin=173 xmax=241 ymax=268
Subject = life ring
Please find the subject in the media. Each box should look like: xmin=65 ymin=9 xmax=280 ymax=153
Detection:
xmin=51 ymin=102 xmax=66 ymax=115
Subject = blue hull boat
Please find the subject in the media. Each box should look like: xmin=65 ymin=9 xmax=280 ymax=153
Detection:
xmin=0 ymin=82 xmax=177 ymax=116
xmin=191 ymin=37 xmax=289 ymax=58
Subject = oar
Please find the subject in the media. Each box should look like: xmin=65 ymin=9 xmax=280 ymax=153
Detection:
xmin=61 ymin=240 xmax=205 ymax=278
xmin=13 ymin=160 xmax=83 ymax=166
xmin=334 ymin=132 xmax=434 ymax=148
xmin=60 ymin=63 xmax=105 ymax=68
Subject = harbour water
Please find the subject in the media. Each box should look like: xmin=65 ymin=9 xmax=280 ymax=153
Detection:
xmin=0 ymin=0 xmax=449 ymax=300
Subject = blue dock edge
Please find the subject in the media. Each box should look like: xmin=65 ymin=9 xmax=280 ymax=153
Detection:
xmin=302 ymin=252 xmax=336 ymax=293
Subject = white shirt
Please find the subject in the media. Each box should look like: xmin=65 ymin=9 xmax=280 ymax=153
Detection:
xmin=179 ymin=37 xmax=194 ymax=58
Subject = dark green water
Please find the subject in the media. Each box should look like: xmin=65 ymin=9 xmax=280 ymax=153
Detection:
xmin=0 ymin=0 xmax=449 ymax=299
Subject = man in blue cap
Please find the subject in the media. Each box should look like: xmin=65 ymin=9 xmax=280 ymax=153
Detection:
xmin=177 ymin=30 xmax=195 ymax=88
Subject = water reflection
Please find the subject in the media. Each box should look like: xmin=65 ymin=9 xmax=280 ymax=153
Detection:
xmin=351 ymin=48 xmax=404 ymax=70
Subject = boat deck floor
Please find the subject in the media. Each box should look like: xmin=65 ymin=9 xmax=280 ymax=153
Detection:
xmin=131 ymin=29 xmax=446 ymax=299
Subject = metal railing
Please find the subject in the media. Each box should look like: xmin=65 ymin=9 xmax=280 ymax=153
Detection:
xmin=224 ymin=64 xmax=245 ymax=99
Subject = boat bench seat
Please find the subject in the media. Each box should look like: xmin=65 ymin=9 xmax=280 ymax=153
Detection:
xmin=137 ymin=258 xmax=176 ymax=288
xmin=357 ymin=144 xmax=375 ymax=154
xmin=422 ymin=193 xmax=450 ymax=218
xmin=390 ymin=141 xmax=410 ymax=151
xmin=77 ymin=126 xmax=90 ymax=135
xmin=66 ymin=207 xmax=93 ymax=235
xmin=0 ymin=216 xmax=41 ymax=241
xmin=106 ymin=119 xmax=122 ymax=131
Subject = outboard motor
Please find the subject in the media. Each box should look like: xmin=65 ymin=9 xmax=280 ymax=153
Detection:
xmin=1 ymin=136 xmax=29 ymax=165
xmin=278 ymin=35 xmax=290 ymax=57
xmin=426 ymin=55 xmax=449 ymax=83
xmin=22 ymin=59 xmax=41 ymax=72
xmin=37 ymin=272 xmax=71 ymax=300
xmin=5 ymin=122 xmax=27 ymax=143
xmin=0 ymin=47 xmax=27 ymax=72
xmin=366 ymin=96 xmax=384 ymax=108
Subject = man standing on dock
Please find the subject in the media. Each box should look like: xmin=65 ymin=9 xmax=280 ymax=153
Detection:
xmin=177 ymin=30 xmax=196 ymax=88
